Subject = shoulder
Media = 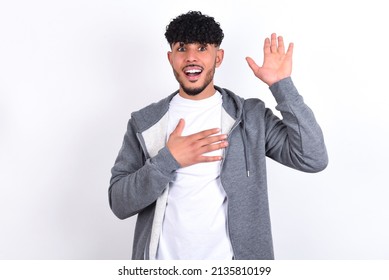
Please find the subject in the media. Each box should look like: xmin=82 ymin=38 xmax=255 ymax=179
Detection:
xmin=130 ymin=91 xmax=178 ymax=132
xmin=217 ymin=86 xmax=267 ymax=118
xmin=217 ymin=86 xmax=265 ymax=107
xmin=242 ymin=97 xmax=265 ymax=110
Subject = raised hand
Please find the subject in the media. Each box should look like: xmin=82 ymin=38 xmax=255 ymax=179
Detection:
xmin=166 ymin=119 xmax=228 ymax=168
xmin=246 ymin=33 xmax=293 ymax=87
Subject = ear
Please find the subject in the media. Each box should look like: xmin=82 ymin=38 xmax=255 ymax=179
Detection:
xmin=215 ymin=49 xmax=224 ymax=68
xmin=167 ymin=51 xmax=173 ymax=66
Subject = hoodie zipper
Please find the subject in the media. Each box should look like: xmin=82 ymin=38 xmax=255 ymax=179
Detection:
xmin=135 ymin=131 xmax=153 ymax=259
xmin=136 ymin=132 xmax=150 ymax=160
xmin=220 ymin=118 xmax=241 ymax=259
xmin=220 ymin=119 xmax=241 ymax=170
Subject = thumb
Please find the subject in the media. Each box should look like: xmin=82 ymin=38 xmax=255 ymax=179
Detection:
xmin=172 ymin=118 xmax=185 ymax=136
xmin=245 ymin=56 xmax=260 ymax=74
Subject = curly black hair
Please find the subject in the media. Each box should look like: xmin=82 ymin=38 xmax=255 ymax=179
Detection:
xmin=165 ymin=11 xmax=224 ymax=47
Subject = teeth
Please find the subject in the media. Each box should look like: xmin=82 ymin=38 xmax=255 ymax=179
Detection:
xmin=185 ymin=69 xmax=202 ymax=74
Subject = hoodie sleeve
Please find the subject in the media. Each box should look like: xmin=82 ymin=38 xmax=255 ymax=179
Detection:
xmin=265 ymin=77 xmax=328 ymax=172
xmin=108 ymin=118 xmax=180 ymax=219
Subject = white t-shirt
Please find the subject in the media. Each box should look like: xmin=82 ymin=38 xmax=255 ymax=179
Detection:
xmin=156 ymin=91 xmax=233 ymax=260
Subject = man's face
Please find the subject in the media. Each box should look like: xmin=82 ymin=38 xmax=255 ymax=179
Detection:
xmin=168 ymin=42 xmax=224 ymax=98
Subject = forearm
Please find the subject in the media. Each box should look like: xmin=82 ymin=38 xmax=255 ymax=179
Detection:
xmin=267 ymin=77 xmax=328 ymax=172
xmin=109 ymin=146 xmax=179 ymax=219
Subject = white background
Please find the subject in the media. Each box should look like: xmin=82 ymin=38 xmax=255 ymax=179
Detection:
xmin=1 ymin=0 xmax=388 ymax=259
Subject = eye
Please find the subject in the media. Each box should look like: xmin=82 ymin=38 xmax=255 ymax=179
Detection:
xmin=177 ymin=46 xmax=186 ymax=52
xmin=199 ymin=45 xmax=207 ymax=51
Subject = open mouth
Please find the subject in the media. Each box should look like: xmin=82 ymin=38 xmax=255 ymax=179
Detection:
xmin=184 ymin=65 xmax=203 ymax=80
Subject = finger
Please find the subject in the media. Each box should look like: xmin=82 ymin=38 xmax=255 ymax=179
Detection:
xmin=189 ymin=127 xmax=221 ymax=140
xmin=286 ymin=42 xmax=294 ymax=58
xmin=172 ymin=118 xmax=185 ymax=136
xmin=245 ymin=57 xmax=260 ymax=74
xmin=263 ymin=37 xmax=271 ymax=55
xmin=197 ymin=155 xmax=223 ymax=163
xmin=277 ymin=36 xmax=285 ymax=54
xmin=270 ymin=33 xmax=277 ymax=53
xmin=198 ymin=134 xmax=228 ymax=147
xmin=199 ymin=140 xmax=228 ymax=155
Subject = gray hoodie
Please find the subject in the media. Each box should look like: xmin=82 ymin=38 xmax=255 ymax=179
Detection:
xmin=109 ymin=77 xmax=328 ymax=259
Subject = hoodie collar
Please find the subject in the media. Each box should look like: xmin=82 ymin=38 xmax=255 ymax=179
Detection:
xmin=131 ymin=86 xmax=250 ymax=177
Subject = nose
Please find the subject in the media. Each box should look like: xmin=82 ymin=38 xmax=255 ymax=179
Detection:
xmin=185 ymin=46 xmax=198 ymax=62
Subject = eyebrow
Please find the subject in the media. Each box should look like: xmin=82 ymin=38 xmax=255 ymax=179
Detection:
xmin=177 ymin=42 xmax=209 ymax=46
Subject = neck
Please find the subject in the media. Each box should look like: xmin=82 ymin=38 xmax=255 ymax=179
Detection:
xmin=178 ymin=82 xmax=216 ymax=100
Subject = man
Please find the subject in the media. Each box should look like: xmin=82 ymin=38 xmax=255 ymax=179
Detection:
xmin=109 ymin=11 xmax=328 ymax=260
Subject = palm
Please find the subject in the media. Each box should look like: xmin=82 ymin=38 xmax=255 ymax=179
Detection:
xmin=246 ymin=33 xmax=293 ymax=86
